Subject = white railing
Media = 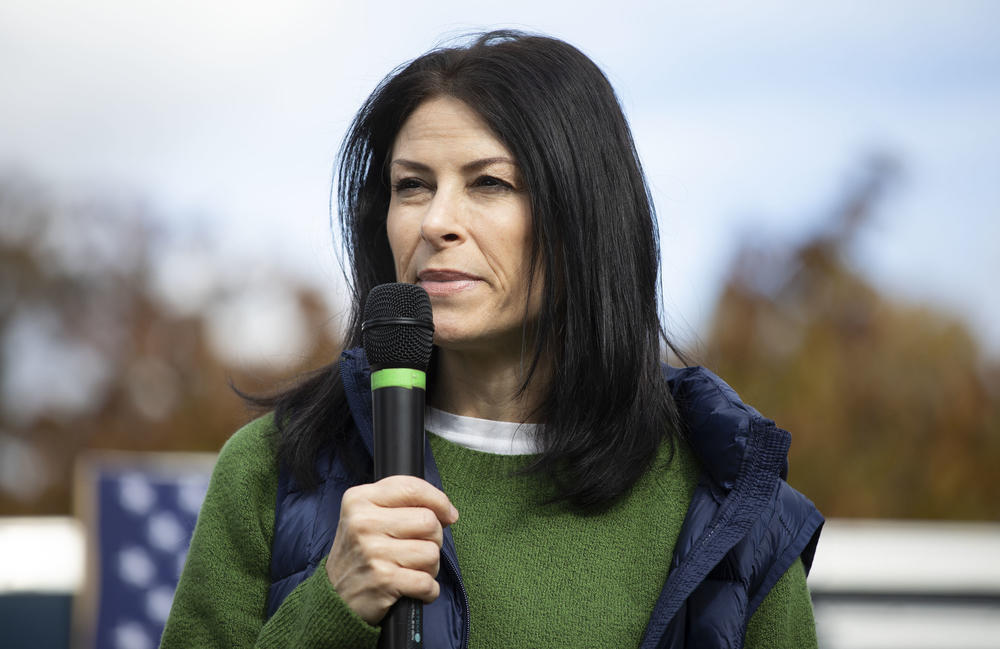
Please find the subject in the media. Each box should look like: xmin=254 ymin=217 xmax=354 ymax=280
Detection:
xmin=2 ymin=516 xmax=999 ymax=649
xmin=809 ymin=519 xmax=1000 ymax=649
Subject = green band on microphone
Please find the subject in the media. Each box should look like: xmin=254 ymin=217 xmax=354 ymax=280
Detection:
xmin=371 ymin=368 xmax=426 ymax=390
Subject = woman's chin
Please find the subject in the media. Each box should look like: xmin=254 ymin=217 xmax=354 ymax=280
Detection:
xmin=431 ymin=328 xmax=477 ymax=351
xmin=429 ymin=303 xmax=531 ymax=357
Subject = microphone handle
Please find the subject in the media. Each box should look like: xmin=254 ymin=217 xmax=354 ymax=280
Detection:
xmin=373 ymin=383 xmax=425 ymax=479
xmin=372 ymin=379 xmax=425 ymax=649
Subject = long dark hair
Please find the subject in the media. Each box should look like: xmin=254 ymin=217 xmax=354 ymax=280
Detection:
xmin=253 ymin=30 xmax=685 ymax=512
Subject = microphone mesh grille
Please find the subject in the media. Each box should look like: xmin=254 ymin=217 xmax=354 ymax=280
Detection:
xmin=362 ymin=283 xmax=434 ymax=370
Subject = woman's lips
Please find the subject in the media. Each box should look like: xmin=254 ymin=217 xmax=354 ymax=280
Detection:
xmin=417 ymin=270 xmax=480 ymax=296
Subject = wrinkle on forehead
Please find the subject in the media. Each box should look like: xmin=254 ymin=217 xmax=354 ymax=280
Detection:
xmin=391 ymin=96 xmax=514 ymax=167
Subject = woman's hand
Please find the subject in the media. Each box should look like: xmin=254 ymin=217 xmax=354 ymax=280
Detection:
xmin=326 ymin=475 xmax=459 ymax=625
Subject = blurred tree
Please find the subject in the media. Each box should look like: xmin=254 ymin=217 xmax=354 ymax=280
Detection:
xmin=7 ymin=160 xmax=996 ymax=521
xmin=702 ymin=156 xmax=1000 ymax=520
xmin=0 ymin=171 xmax=343 ymax=516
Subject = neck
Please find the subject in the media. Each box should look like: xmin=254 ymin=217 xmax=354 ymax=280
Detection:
xmin=429 ymin=347 xmax=549 ymax=423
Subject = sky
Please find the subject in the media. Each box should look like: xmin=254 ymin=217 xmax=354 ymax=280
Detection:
xmin=2 ymin=0 xmax=998 ymax=358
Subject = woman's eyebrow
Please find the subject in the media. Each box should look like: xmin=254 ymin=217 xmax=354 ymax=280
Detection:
xmin=460 ymin=157 xmax=516 ymax=172
xmin=389 ymin=157 xmax=516 ymax=173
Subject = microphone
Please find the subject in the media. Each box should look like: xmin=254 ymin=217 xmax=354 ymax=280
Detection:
xmin=362 ymin=283 xmax=435 ymax=649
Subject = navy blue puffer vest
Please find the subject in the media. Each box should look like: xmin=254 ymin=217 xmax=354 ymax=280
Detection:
xmin=265 ymin=348 xmax=823 ymax=649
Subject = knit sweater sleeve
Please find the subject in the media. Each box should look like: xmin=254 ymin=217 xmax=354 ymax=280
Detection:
xmin=158 ymin=415 xmax=380 ymax=649
xmin=744 ymin=558 xmax=818 ymax=649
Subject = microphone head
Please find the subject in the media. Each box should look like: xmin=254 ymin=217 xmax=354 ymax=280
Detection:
xmin=362 ymin=283 xmax=435 ymax=371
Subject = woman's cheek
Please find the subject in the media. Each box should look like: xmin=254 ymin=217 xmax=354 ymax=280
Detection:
xmin=385 ymin=217 xmax=409 ymax=281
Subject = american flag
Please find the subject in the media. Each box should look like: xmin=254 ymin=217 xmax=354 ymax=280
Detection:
xmin=80 ymin=453 xmax=215 ymax=649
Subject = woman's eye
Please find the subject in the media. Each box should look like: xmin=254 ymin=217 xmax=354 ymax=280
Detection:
xmin=473 ymin=175 xmax=513 ymax=190
xmin=392 ymin=178 xmax=425 ymax=193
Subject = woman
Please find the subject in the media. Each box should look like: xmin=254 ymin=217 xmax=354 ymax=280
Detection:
xmin=161 ymin=31 xmax=823 ymax=648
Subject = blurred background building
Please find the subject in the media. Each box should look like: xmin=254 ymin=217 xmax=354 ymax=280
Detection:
xmin=1 ymin=2 xmax=998 ymax=648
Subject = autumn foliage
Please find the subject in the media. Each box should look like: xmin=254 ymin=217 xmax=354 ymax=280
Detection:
xmin=702 ymin=159 xmax=1000 ymax=519
xmin=2 ymin=162 xmax=997 ymax=520
xmin=0 ymin=172 xmax=341 ymax=516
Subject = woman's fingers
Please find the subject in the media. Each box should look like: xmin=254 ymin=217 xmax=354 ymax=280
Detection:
xmin=358 ymin=475 xmax=459 ymax=526
xmin=326 ymin=476 xmax=458 ymax=624
xmin=380 ymin=538 xmax=441 ymax=575
xmin=393 ymin=565 xmax=441 ymax=603
xmin=329 ymin=560 xmax=440 ymax=621
xmin=373 ymin=507 xmax=444 ymax=548
xmin=354 ymin=506 xmax=445 ymax=544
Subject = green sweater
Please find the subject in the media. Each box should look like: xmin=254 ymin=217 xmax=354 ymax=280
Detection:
xmin=160 ymin=416 xmax=817 ymax=648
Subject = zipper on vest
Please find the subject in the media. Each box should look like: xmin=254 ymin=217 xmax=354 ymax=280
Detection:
xmin=441 ymin=550 xmax=470 ymax=649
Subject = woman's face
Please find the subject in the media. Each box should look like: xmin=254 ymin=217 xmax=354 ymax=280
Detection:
xmin=386 ymin=96 xmax=539 ymax=355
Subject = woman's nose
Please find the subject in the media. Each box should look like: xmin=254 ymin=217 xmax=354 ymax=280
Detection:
xmin=420 ymin=185 xmax=464 ymax=246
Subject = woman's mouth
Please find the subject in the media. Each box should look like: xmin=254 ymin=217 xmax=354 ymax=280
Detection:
xmin=417 ymin=270 xmax=480 ymax=296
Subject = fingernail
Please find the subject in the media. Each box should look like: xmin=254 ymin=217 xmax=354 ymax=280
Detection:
xmin=450 ymin=504 xmax=459 ymax=521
